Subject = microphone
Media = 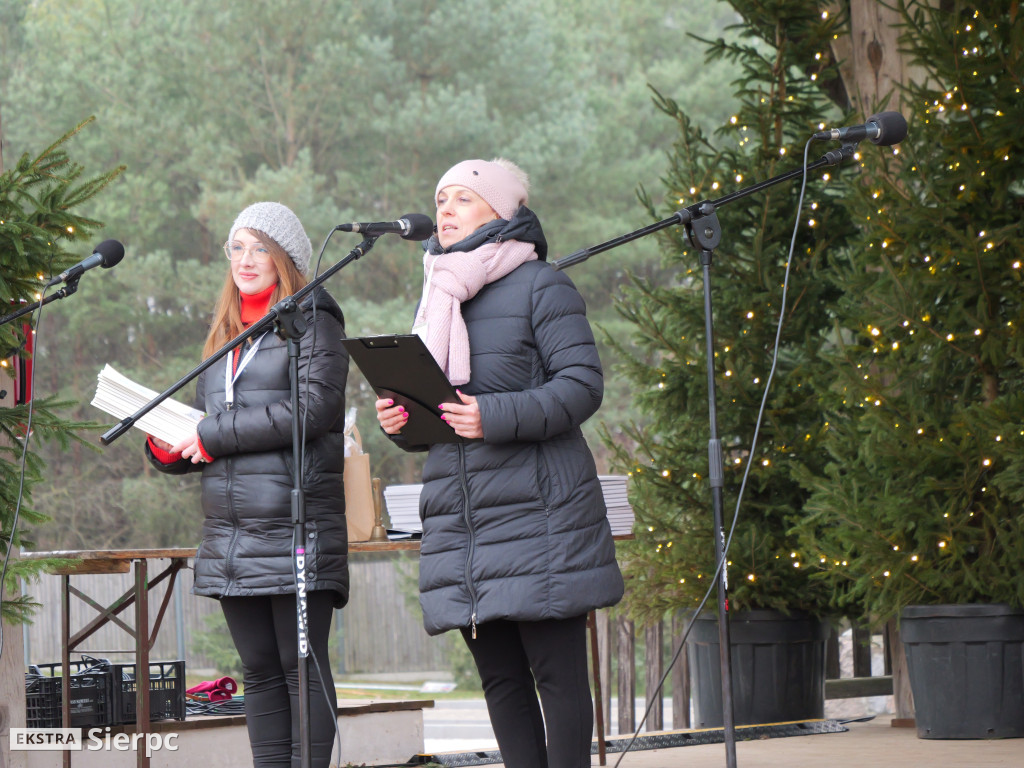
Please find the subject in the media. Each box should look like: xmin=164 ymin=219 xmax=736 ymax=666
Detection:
xmin=336 ymin=213 xmax=434 ymax=241
xmin=812 ymin=111 xmax=908 ymax=146
xmin=45 ymin=239 xmax=125 ymax=287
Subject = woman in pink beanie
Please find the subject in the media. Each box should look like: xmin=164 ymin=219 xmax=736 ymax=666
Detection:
xmin=376 ymin=159 xmax=623 ymax=767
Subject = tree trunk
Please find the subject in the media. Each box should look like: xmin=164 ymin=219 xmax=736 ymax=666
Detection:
xmin=828 ymin=0 xmax=936 ymax=116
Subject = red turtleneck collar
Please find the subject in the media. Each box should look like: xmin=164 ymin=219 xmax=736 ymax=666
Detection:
xmin=240 ymin=284 xmax=277 ymax=325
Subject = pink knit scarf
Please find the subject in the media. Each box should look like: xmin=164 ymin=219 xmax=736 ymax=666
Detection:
xmin=415 ymin=240 xmax=538 ymax=385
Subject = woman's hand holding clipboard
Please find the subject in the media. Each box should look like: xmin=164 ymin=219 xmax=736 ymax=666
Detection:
xmin=342 ymin=334 xmax=464 ymax=445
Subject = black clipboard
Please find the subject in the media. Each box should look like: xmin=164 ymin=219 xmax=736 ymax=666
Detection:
xmin=342 ymin=334 xmax=463 ymax=444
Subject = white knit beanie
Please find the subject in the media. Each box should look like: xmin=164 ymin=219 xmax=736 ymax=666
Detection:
xmin=229 ymin=202 xmax=312 ymax=274
xmin=435 ymin=158 xmax=529 ymax=220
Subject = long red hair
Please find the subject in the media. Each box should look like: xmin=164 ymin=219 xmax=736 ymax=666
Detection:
xmin=202 ymin=229 xmax=309 ymax=360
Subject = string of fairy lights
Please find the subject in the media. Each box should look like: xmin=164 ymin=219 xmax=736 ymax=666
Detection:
xmin=628 ymin=7 xmax=1019 ymax=601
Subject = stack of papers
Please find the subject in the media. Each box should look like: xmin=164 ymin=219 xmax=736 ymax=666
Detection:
xmin=91 ymin=364 xmax=204 ymax=446
xmin=599 ymin=475 xmax=635 ymax=535
xmin=381 ymin=475 xmax=635 ymax=536
xmin=382 ymin=484 xmax=424 ymax=533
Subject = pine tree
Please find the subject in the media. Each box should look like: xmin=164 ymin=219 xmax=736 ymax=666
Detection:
xmin=796 ymin=0 xmax=1024 ymax=619
xmin=0 ymin=118 xmax=122 ymax=621
xmin=608 ymin=1 xmax=857 ymax=622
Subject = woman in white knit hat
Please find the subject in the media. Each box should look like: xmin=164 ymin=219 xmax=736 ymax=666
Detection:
xmin=376 ymin=160 xmax=623 ymax=768
xmin=147 ymin=202 xmax=349 ymax=768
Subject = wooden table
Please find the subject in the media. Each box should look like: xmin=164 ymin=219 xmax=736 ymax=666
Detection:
xmin=23 ymin=548 xmax=193 ymax=768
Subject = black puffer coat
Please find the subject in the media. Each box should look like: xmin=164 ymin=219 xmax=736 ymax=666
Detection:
xmin=148 ymin=288 xmax=350 ymax=607
xmin=399 ymin=216 xmax=623 ymax=635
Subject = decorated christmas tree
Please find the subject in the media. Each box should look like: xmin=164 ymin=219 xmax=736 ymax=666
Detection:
xmin=0 ymin=118 xmax=122 ymax=621
xmin=608 ymin=2 xmax=858 ymax=621
xmin=795 ymin=1 xmax=1024 ymax=620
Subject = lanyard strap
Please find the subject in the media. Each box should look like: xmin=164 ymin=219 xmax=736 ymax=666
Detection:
xmin=224 ymin=332 xmax=267 ymax=407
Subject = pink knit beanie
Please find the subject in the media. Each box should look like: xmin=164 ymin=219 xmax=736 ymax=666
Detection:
xmin=435 ymin=159 xmax=529 ymax=220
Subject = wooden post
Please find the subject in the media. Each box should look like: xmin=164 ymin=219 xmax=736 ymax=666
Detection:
xmin=596 ymin=609 xmax=612 ymax=734
xmin=883 ymin=620 xmax=893 ymax=675
xmin=671 ymin=611 xmax=690 ymax=729
xmin=852 ymin=620 xmax=872 ymax=677
xmin=135 ymin=558 xmax=150 ymax=768
xmin=825 ymin=624 xmax=841 ymax=680
xmin=644 ymin=622 xmax=663 ymax=731
xmin=886 ymin=618 xmax=915 ymax=727
xmin=616 ymin=615 xmax=635 ymax=734
xmin=61 ymin=574 xmax=70 ymax=768
xmin=587 ymin=612 xmax=607 ymax=766
xmin=0 ymin=564 xmax=27 ymax=768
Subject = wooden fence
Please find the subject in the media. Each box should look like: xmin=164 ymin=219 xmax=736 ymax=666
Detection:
xmin=336 ymin=552 xmax=450 ymax=675
xmin=591 ymin=610 xmax=903 ymax=733
xmin=23 ymin=551 xmax=909 ymax=729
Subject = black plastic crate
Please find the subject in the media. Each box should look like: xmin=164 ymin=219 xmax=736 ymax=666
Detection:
xmin=25 ymin=658 xmax=114 ymax=729
xmin=111 ymin=660 xmax=186 ymax=724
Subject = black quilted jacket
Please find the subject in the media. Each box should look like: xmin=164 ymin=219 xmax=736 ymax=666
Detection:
xmin=147 ymin=288 xmax=350 ymax=607
xmin=400 ymin=255 xmax=624 ymax=635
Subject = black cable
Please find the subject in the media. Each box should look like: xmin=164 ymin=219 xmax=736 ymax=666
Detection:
xmin=185 ymin=696 xmax=247 ymax=716
xmin=301 ymin=228 xmax=338 ymax=486
xmin=837 ymin=714 xmax=876 ymax=725
xmin=613 ymin=138 xmax=816 ymax=765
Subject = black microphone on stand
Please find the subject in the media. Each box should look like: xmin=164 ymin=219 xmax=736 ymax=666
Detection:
xmin=813 ymin=111 xmax=908 ymax=146
xmin=44 ymin=239 xmax=125 ymax=287
xmin=336 ymin=214 xmax=434 ymax=240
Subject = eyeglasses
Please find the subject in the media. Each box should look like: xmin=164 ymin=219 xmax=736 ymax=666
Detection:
xmin=223 ymin=241 xmax=273 ymax=263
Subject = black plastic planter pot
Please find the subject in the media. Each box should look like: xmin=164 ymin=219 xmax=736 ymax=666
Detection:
xmin=901 ymin=603 xmax=1024 ymax=739
xmin=686 ymin=609 xmax=829 ymax=728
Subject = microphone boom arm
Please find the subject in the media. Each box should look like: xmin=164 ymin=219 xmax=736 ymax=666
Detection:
xmin=0 ymin=277 xmax=83 ymax=328
xmin=552 ymin=149 xmax=850 ymax=271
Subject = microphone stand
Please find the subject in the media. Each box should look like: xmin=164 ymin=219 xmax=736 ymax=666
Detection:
xmin=554 ymin=142 xmax=858 ymax=768
xmin=101 ymin=232 xmax=380 ymax=768
xmin=0 ymin=279 xmax=83 ymax=328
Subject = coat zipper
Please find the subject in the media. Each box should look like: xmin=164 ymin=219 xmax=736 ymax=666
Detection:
xmin=458 ymin=442 xmax=479 ymax=638
xmin=224 ymin=456 xmax=240 ymax=589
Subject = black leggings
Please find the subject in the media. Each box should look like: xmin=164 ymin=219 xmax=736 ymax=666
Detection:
xmin=461 ymin=614 xmax=592 ymax=768
xmin=221 ymin=592 xmax=338 ymax=768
